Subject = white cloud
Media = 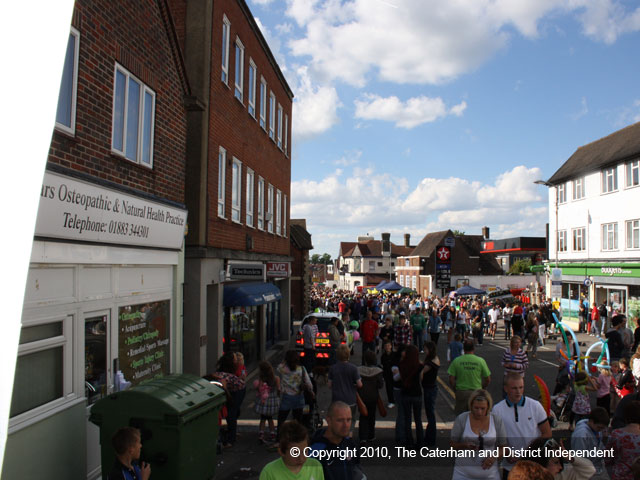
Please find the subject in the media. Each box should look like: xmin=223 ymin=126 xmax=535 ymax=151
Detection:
xmin=354 ymin=94 xmax=466 ymax=128
xmin=251 ymin=0 xmax=275 ymax=5
xmin=333 ymin=150 xmax=362 ymax=166
xmin=295 ymin=164 xmax=548 ymax=255
xmin=291 ymin=66 xmax=341 ymax=139
xmin=283 ymin=0 xmax=640 ymax=88
xmin=571 ymin=96 xmax=589 ymax=120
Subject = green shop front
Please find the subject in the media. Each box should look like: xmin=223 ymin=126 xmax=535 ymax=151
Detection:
xmin=557 ymin=263 xmax=640 ymax=326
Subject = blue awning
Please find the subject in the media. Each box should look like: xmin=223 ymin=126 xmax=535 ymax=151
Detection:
xmin=223 ymin=282 xmax=282 ymax=307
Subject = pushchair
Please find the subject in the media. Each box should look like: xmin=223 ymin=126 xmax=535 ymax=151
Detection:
xmin=550 ymin=388 xmax=575 ymax=423
xmin=302 ymin=376 xmax=323 ymax=434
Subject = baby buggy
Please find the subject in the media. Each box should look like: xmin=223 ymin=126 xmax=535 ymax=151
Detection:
xmin=550 ymin=388 xmax=575 ymax=423
xmin=302 ymin=376 xmax=323 ymax=434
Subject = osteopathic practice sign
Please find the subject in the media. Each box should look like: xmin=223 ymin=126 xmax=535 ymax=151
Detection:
xmin=35 ymin=171 xmax=187 ymax=249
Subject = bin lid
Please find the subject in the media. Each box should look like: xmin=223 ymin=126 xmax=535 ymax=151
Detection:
xmin=90 ymin=373 xmax=226 ymax=423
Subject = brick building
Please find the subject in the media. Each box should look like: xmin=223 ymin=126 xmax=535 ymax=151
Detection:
xmin=290 ymin=219 xmax=314 ymax=321
xmin=5 ymin=1 xmax=189 ymax=478
xmin=177 ymin=0 xmax=294 ymax=373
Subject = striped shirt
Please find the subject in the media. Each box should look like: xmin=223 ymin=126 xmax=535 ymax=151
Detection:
xmin=501 ymin=348 xmax=529 ymax=376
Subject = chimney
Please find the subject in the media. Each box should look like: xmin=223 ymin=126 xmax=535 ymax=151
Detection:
xmin=381 ymin=232 xmax=391 ymax=255
xmin=482 ymin=226 xmax=490 ymax=240
xmin=404 ymin=233 xmax=410 ymax=247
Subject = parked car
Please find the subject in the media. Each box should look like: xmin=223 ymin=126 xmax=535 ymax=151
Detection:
xmin=294 ymin=311 xmax=355 ymax=363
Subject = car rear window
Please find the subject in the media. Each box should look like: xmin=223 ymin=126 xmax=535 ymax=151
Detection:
xmin=302 ymin=317 xmax=337 ymax=333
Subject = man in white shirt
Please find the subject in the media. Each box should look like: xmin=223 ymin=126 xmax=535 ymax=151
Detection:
xmin=492 ymin=372 xmax=552 ymax=480
xmin=488 ymin=304 xmax=500 ymax=340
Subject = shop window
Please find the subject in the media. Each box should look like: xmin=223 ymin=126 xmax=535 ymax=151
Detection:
xmin=602 ymin=166 xmax=618 ymax=193
xmin=627 ymin=160 xmax=640 ymax=188
xmin=627 ymin=219 xmax=640 ymax=249
xmin=11 ymin=315 xmax=73 ymax=422
xmin=629 ymin=285 xmax=640 ymax=319
xmin=225 ymin=307 xmax=258 ymax=366
xmin=85 ymin=314 xmax=107 ymax=406
xmin=602 ymin=222 xmax=618 ymax=251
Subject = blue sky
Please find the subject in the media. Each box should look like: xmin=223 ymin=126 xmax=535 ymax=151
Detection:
xmin=248 ymin=0 xmax=640 ymax=257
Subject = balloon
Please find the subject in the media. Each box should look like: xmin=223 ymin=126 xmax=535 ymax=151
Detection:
xmin=352 ymin=330 xmax=360 ymax=341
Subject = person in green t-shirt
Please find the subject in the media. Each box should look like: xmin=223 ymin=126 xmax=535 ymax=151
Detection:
xmin=411 ymin=309 xmax=427 ymax=353
xmin=447 ymin=340 xmax=491 ymax=415
xmin=259 ymin=420 xmax=324 ymax=480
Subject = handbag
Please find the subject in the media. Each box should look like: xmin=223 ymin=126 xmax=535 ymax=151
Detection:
xmin=356 ymin=393 xmax=368 ymax=416
xmin=377 ymin=396 xmax=387 ymax=417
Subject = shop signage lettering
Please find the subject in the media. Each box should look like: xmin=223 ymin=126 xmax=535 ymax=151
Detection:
xmin=266 ymin=262 xmax=290 ymax=278
xmin=118 ymin=300 xmax=170 ymax=387
xmin=36 ymin=172 xmax=187 ymax=249
xmin=228 ymin=264 xmax=265 ymax=280
xmin=601 ymin=266 xmax=632 ymax=276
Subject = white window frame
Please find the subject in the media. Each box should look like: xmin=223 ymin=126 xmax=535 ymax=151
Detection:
xmin=399 ymin=274 xmax=404 ymax=286
xmin=248 ymin=59 xmax=256 ymax=118
xmin=626 ymin=160 xmax=640 ymax=188
xmin=231 ymin=157 xmax=242 ymax=223
xmin=269 ymin=92 xmax=276 ymax=140
xmin=221 ymin=15 xmax=230 ymax=85
xmin=246 ymin=168 xmax=254 ymax=227
xmin=276 ymin=189 xmax=282 ymax=235
xmin=277 ymin=104 xmax=283 ymax=149
xmin=257 ymin=177 xmax=265 ymax=230
xmin=55 ymin=27 xmax=80 ymax=135
xmin=259 ymin=78 xmax=267 ymax=131
xmin=412 ymin=276 xmax=417 ymax=290
xmin=284 ymin=113 xmax=289 ymax=156
xmin=572 ymin=227 xmax=586 ymax=252
xmin=602 ymin=166 xmax=618 ymax=194
xmin=572 ymin=177 xmax=585 ymax=200
xmin=267 ymin=184 xmax=274 ymax=233
xmin=283 ymin=194 xmax=287 ymax=237
xmin=10 ymin=314 xmax=74 ymax=428
xmin=557 ymin=230 xmax=568 ymax=252
xmin=627 ymin=219 xmax=640 ymax=250
xmin=111 ymin=63 xmax=156 ymax=168
xmin=234 ymin=37 xmax=244 ymax=102
xmin=557 ymin=183 xmax=566 ymax=204
xmin=218 ymin=147 xmax=226 ymax=218
xmin=602 ymin=222 xmax=618 ymax=251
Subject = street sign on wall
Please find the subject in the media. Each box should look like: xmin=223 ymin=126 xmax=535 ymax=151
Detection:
xmin=551 ymin=268 xmax=562 ymax=298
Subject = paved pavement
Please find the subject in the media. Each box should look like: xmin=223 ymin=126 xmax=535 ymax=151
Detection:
xmin=213 ymin=324 xmax=603 ymax=479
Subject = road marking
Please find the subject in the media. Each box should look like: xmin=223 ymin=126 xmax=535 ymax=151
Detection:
xmin=237 ymin=418 xmax=452 ymax=429
xmin=537 ymin=359 xmax=558 ymax=367
xmin=437 ymin=375 xmax=455 ymax=399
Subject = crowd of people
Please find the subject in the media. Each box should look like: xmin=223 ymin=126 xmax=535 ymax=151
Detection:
xmin=202 ymin=287 xmax=640 ymax=480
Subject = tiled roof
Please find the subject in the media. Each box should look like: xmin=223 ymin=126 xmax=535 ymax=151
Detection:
xmin=290 ymin=224 xmax=313 ymax=250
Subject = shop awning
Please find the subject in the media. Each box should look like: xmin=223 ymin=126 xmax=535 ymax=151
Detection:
xmin=223 ymin=282 xmax=282 ymax=306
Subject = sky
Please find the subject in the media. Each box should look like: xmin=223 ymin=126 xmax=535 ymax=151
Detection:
xmin=248 ymin=0 xmax=640 ymax=258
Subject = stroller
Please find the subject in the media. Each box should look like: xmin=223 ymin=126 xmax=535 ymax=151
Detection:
xmin=550 ymin=387 xmax=575 ymax=423
xmin=302 ymin=376 xmax=323 ymax=434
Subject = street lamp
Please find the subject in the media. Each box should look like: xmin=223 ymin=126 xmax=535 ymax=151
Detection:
xmin=534 ymin=179 xmax=558 ymax=268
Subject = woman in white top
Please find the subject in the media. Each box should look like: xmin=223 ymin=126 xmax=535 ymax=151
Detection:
xmin=450 ymin=389 xmax=507 ymax=480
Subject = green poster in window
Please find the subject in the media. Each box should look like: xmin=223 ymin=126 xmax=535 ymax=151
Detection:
xmin=118 ymin=300 xmax=170 ymax=387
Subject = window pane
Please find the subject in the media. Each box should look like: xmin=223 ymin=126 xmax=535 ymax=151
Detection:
xmin=141 ymin=91 xmax=153 ymax=166
xmin=125 ymin=79 xmax=141 ymax=160
xmin=19 ymin=322 xmax=63 ymax=344
xmin=11 ymin=347 xmax=63 ymax=417
xmin=113 ymin=70 xmax=126 ymax=151
xmin=85 ymin=315 xmax=107 ymax=406
xmin=55 ymin=33 xmax=76 ymax=128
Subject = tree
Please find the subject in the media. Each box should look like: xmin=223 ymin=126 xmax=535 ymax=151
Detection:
xmin=311 ymin=253 xmax=332 ymax=265
xmin=508 ymin=259 xmax=532 ymax=275
xmin=311 ymin=253 xmax=320 ymax=264
xmin=451 ymin=230 xmax=465 ymax=236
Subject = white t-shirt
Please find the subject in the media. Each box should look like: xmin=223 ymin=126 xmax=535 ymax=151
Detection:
xmin=492 ymin=396 xmax=548 ymax=470
xmin=488 ymin=308 xmax=499 ymax=324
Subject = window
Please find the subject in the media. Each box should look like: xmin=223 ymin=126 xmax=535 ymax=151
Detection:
xmin=221 ymin=15 xmax=230 ymax=84
xmin=572 ymin=227 xmax=586 ymax=251
xmin=267 ymin=184 xmax=274 ymax=233
xmin=218 ymin=147 xmax=226 ymax=217
xmin=412 ymin=276 xmax=417 ymax=289
xmin=283 ymin=194 xmax=287 ymax=237
xmin=277 ymin=104 xmax=283 ymax=149
xmin=602 ymin=167 xmax=618 ymax=193
xmin=259 ymin=78 xmax=267 ymax=130
xmin=11 ymin=315 xmax=73 ymax=421
xmin=269 ymin=92 xmax=276 ymax=140
xmin=248 ymin=59 xmax=256 ymax=117
xmin=276 ymin=189 xmax=282 ymax=235
xmin=627 ymin=160 xmax=640 ymax=188
xmin=627 ymin=219 xmax=640 ymax=249
xmin=284 ymin=113 xmax=289 ymax=156
xmin=572 ymin=177 xmax=585 ymax=200
xmin=55 ymin=27 xmax=80 ymax=135
xmin=368 ymin=260 xmax=375 ymax=272
xmin=112 ymin=65 xmax=156 ymax=167
xmin=557 ymin=230 xmax=568 ymax=252
xmin=602 ymin=223 xmax=618 ymax=251
xmin=557 ymin=184 xmax=566 ymax=204
xmin=257 ymin=177 xmax=265 ymax=230
xmin=234 ymin=38 xmax=244 ymax=102
xmin=231 ymin=158 xmax=242 ymax=222
xmin=400 ymin=274 xmax=404 ymax=286
xmin=246 ymin=168 xmax=254 ymax=226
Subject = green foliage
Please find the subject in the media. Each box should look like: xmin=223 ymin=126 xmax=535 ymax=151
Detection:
xmin=451 ymin=230 xmax=465 ymax=236
xmin=509 ymin=259 xmax=532 ymax=274
xmin=311 ymin=253 xmax=332 ymax=265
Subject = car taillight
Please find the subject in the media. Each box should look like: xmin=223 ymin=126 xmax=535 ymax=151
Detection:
xmin=300 ymin=351 xmax=305 ymax=357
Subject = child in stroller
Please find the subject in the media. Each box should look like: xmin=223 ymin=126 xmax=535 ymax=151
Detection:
xmin=550 ymin=384 xmax=574 ymax=423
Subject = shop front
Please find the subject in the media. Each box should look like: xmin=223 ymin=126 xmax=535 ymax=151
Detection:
xmin=3 ymin=171 xmax=187 ymax=480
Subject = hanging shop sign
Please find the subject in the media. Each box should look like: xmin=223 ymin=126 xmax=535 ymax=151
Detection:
xmin=118 ymin=300 xmax=171 ymax=387
xmin=35 ymin=171 xmax=187 ymax=249
xmin=266 ymin=262 xmax=290 ymax=278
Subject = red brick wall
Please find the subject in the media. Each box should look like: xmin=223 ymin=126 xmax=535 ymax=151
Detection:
xmin=206 ymin=0 xmax=292 ymax=256
xmin=48 ymin=0 xmax=187 ymax=205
